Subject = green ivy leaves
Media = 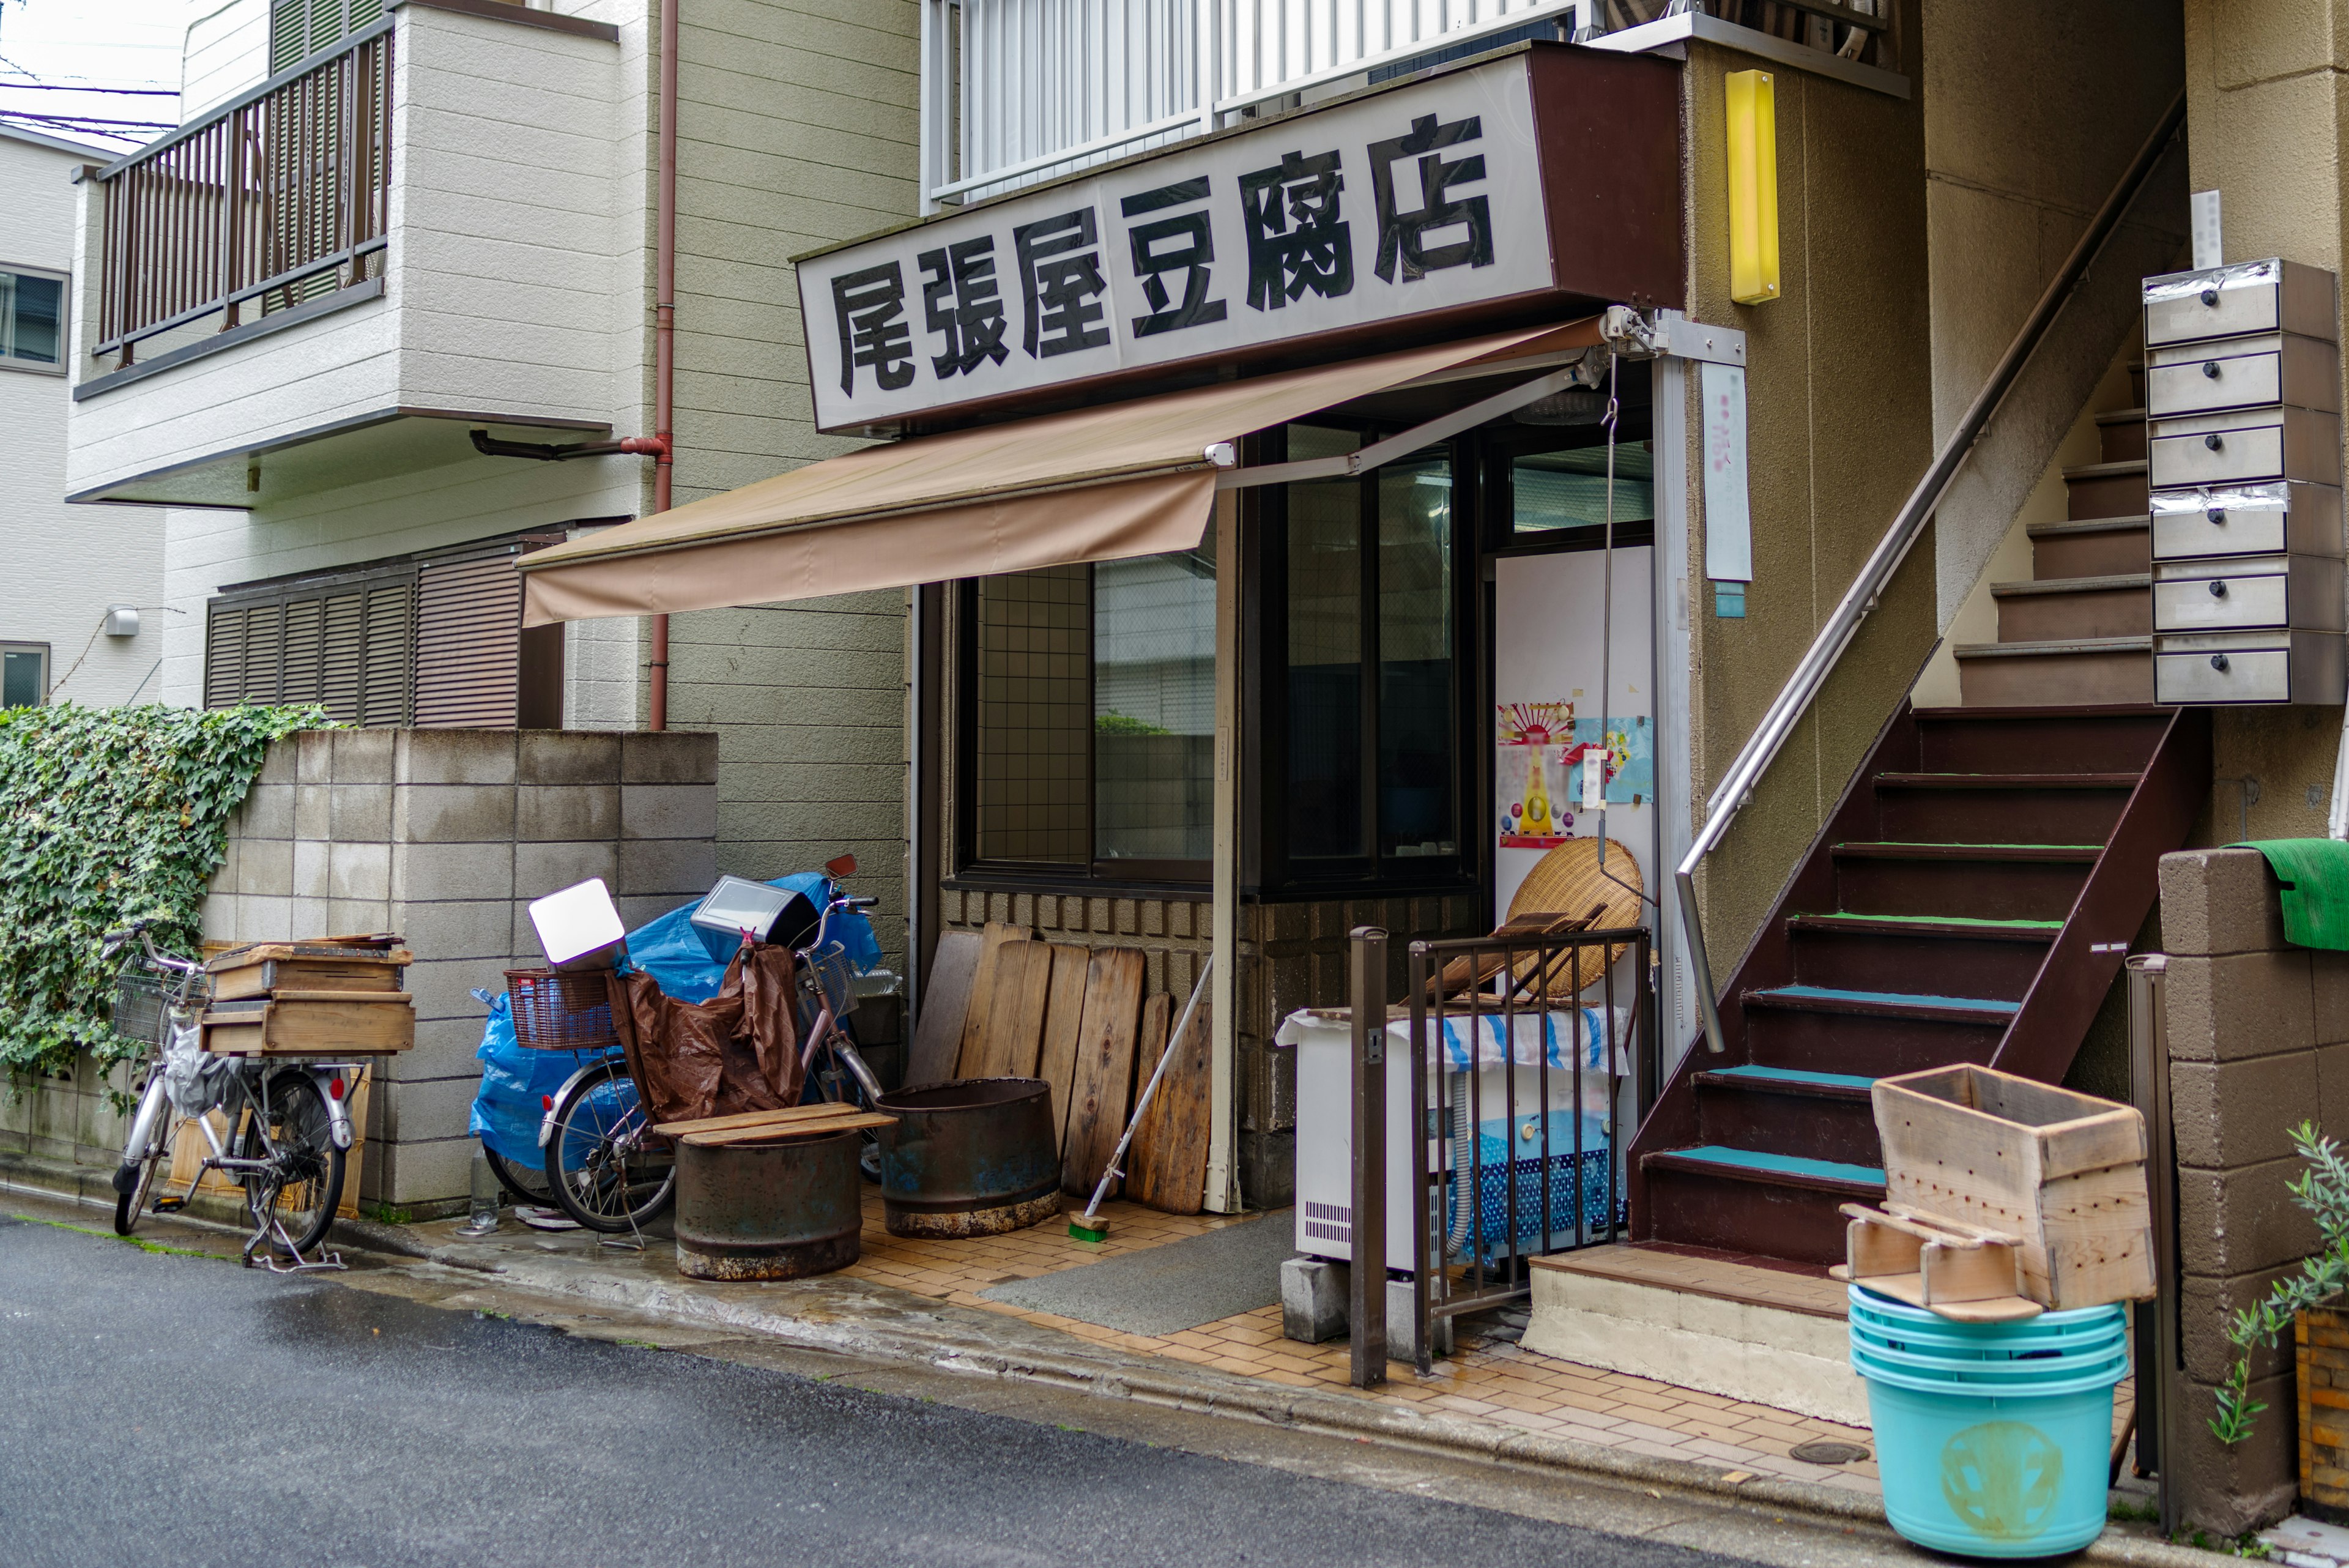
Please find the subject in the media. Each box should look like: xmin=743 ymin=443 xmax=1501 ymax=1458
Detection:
xmin=0 ymin=702 xmax=327 ymax=1079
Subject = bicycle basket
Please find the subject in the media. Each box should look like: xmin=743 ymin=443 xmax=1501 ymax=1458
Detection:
xmin=112 ymin=954 xmax=209 ymax=1042
xmin=505 ymin=968 xmax=619 ymax=1049
xmin=798 ymin=942 xmax=853 ymax=1032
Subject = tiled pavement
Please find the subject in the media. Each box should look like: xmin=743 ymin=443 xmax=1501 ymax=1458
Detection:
xmin=836 ymin=1191 xmax=1904 ymax=1496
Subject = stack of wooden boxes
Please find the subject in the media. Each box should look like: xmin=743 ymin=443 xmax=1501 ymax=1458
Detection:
xmin=200 ymin=937 xmax=416 ymax=1057
xmin=2143 ymin=257 xmax=2345 ymax=704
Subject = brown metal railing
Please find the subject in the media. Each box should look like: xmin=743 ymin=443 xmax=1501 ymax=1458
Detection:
xmin=95 ymin=21 xmax=393 ymax=363
xmin=1346 ymin=922 xmax=1655 ymax=1385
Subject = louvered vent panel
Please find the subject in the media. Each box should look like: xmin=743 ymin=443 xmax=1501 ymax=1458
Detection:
xmin=319 ymin=592 xmax=365 ymax=723
xmin=241 ymin=603 xmax=283 ymax=704
xmin=279 ymin=598 xmax=324 ymax=705
xmin=360 ymin=578 xmax=414 ymax=726
xmin=204 ymin=607 xmax=245 ymax=708
xmin=413 ymin=553 xmax=521 ymax=727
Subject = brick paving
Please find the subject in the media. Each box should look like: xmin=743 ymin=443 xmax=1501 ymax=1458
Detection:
xmin=833 ymin=1191 xmax=1907 ymax=1496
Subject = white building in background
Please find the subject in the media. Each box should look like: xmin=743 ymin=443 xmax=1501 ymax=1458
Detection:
xmin=0 ymin=123 xmax=164 ymax=708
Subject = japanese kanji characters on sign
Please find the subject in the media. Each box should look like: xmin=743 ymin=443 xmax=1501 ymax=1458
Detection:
xmin=797 ymin=58 xmax=1553 ymax=429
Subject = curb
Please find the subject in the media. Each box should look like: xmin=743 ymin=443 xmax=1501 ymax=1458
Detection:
xmin=8 ymin=1156 xmax=2224 ymax=1566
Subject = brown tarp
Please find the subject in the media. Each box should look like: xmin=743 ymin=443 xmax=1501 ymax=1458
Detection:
xmin=609 ymin=946 xmax=803 ymax=1129
xmin=516 ymin=319 xmax=1601 ymax=625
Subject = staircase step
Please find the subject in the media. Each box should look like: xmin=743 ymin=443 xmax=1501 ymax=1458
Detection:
xmin=1830 ymin=841 xmax=2094 ymax=923
xmin=1695 ymin=1064 xmax=1877 ymax=1098
xmin=1872 ymin=772 xmax=2135 ymax=844
xmin=1645 ymin=1144 xmax=1887 ymax=1194
xmin=1785 ymin=913 xmax=2057 ymax=998
xmin=1741 ymin=999 xmax=2007 ymax=1079
xmin=2063 ymin=458 xmax=2148 ymax=519
xmin=1952 ymin=637 xmax=2152 ymax=707
xmin=2029 ymin=515 xmax=2150 ymax=580
xmin=2096 ymin=407 xmax=2148 ymax=464
xmin=1992 ymin=574 xmax=2150 ymax=641
xmin=1746 ymin=983 xmax=2022 ymax=1022
xmin=1912 ymin=704 xmax=2170 ymax=771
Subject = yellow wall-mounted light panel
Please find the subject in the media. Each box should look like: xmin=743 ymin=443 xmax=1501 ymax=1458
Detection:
xmin=1725 ymin=69 xmax=1780 ymax=306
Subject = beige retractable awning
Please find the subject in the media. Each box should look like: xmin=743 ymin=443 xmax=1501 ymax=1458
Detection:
xmin=518 ymin=319 xmax=1601 ymax=625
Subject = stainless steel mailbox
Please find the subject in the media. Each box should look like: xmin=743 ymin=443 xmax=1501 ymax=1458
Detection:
xmin=2142 ymin=258 xmax=2345 ymax=705
xmin=2151 ymin=483 xmax=2343 ymax=561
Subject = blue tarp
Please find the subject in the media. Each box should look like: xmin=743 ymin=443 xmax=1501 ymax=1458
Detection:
xmin=468 ymin=873 xmax=880 ymax=1160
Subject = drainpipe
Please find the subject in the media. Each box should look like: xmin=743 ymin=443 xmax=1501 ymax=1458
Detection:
xmin=648 ymin=0 xmax=680 ymax=732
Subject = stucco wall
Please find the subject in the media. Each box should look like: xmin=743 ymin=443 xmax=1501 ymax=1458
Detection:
xmin=1918 ymin=0 xmax=2188 ymax=630
xmin=2179 ymin=0 xmax=2349 ymax=845
xmin=1678 ymin=31 xmax=1937 ymax=976
xmin=0 ymin=130 xmax=163 ymax=707
xmin=655 ymin=0 xmax=921 ymax=971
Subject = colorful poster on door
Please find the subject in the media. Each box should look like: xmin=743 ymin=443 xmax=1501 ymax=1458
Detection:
xmin=1573 ymin=714 xmax=1654 ymax=805
xmin=1497 ymin=701 xmax=1574 ymax=847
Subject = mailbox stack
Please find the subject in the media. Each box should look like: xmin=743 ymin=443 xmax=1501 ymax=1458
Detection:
xmin=2143 ymin=258 xmax=2346 ymax=704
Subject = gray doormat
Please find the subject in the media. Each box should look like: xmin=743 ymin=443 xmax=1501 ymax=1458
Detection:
xmin=978 ymin=1209 xmax=1296 ymax=1337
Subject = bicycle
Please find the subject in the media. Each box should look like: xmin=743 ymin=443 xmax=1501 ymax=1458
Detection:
xmin=536 ymin=858 xmax=884 ymax=1233
xmin=105 ymin=921 xmax=362 ymax=1271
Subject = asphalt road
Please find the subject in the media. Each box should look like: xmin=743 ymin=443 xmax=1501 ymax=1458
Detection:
xmin=0 ymin=1213 xmax=1783 ymax=1568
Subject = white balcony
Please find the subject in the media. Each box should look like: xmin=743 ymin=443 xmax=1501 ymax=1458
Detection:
xmin=65 ymin=1 xmax=640 ymax=508
xmin=919 ymin=0 xmax=1902 ymax=210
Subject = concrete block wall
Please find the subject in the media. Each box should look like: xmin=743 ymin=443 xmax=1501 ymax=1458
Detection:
xmin=2156 ymin=847 xmax=2349 ymax=1534
xmin=202 ymin=727 xmax=718 ymax=1213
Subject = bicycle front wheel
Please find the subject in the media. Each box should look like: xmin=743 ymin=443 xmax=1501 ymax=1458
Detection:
xmin=542 ymin=1058 xmax=674 ymax=1233
xmin=112 ymin=1071 xmax=176 ymax=1237
xmin=235 ymin=1072 xmax=346 ymax=1257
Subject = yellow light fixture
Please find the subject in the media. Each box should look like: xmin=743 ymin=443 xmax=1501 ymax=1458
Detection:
xmin=1725 ymin=69 xmax=1779 ymax=305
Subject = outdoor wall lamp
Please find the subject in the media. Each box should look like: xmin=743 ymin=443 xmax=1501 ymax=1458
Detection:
xmin=1725 ymin=69 xmax=1780 ymax=306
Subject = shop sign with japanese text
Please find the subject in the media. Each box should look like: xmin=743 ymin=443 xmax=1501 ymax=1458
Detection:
xmin=795 ymin=48 xmax=1681 ymax=432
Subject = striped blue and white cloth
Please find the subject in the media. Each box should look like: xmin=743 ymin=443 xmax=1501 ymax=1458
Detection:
xmin=1405 ymin=1008 xmax=1628 ymax=1076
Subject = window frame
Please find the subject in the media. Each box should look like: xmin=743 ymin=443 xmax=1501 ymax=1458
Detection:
xmin=0 ymin=262 xmax=69 ymax=377
xmin=952 ymin=557 xmax=1217 ymax=890
xmin=1249 ymin=420 xmax=1483 ymax=898
xmin=1 ymin=642 xmax=50 ymax=708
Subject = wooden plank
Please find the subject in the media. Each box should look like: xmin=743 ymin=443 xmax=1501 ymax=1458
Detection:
xmin=907 ymin=928 xmax=982 ymax=1088
xmin=1034 ymin=943 xmax=1091 ymax=1155
xmin=654 ymin=1102 xmax=883 ymax=1137
xmin=1060 ymin=947 xmax=1145 ymax=1197
xmin=201 ymin=995 xmax=414 ymax=1055
xmin=971 ymin=940 xmax=1053 ymax=1080
xmin=210 ymin=956 xmax=408 ymax=1001
xmin=1129 ymin=989 xmax=1214 ymax=1215
xmin=956 ymin=922 xmax=1030 ymax=1077
xmin=680 ymin=1111 xmax=897 ymax=1147
xmin=204 ymin=940 xmax=410 ymax=972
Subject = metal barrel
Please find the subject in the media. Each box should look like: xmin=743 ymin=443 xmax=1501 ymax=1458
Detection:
xmin=672 ymin=1128 xmax=863 ymax=1281
xmin=875 ymin=1077 xmax=1060 ymax=1239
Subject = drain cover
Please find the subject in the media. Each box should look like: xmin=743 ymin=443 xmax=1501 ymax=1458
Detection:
xmin=1789 ymin=1440 xmax=1872 ymax=1466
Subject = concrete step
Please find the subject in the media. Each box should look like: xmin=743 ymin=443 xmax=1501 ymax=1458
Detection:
xmin=2028 ymin=514 xmax=2148 ymax=579
xmin=1991 ymin=572 xmax=2150 ymax=641
xmin=1953 ymin=635 xmax=2152 ymax=706
xmin=1523 ymin=1243 xmax=1866 ymax=1424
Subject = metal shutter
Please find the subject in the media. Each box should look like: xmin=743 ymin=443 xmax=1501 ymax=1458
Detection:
xmin=358 ymin=577 xmax=413 ymax=726
xmin=204 ymin=570 xmax=414 ymax=723
xmin=412 ymin=552 xmax=523 ymax=728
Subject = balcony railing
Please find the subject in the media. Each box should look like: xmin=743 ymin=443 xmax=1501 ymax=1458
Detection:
xmin=918 ymin=0 xmax=1893 ymax=209
xmin=94 ymin=21 xmax=393 ymax=365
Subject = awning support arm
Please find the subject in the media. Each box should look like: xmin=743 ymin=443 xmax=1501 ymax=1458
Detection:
xmin=1211 ymin=362 xmax=1587 ymax=489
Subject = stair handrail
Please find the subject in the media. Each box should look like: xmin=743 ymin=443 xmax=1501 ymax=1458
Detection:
xmin=1674 ymin=87 xmax=2187 ymax=1057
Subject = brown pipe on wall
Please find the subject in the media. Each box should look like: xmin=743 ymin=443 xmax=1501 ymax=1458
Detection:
xmin=647 ymin=0 xmax=680 ymax=732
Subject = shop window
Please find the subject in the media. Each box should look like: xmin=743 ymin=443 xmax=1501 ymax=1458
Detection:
xmin=204 ymin=533 xmax=562 ymax=727
xmin=0 ymin=267 xmax=64 ymax=368
xmin=962 ymin=548 xmax=1215 ymax=882
xmin=1 ymin=642 xmax=49 ymax=708
xmin=1512 ymin=445 xmax=1655 ymax=538
xmin=1259 ymin=425 xmax=1472 ymax=890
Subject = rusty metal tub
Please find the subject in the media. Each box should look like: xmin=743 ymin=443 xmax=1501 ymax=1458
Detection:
xmin=673 ymin=1128 xmax=862 ymax=1280
xmin=874 ymin=1077 xmax=1060 ymax=1238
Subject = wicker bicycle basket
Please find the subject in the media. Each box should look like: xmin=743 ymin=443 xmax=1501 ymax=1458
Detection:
xmin=505 ymin=968 xmax=618 ymax=1049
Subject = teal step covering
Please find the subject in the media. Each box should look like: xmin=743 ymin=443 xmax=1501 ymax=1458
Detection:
xmin=1708 ymin=1065 xmax=1878 ymax=1092
xmin=2230 ymin=839 xmax=2349 ymax=951
xmin=1665 ymin=1143 xmax=1887 ymax=1187
xmin=1759 ymin=984 xmax=2019 ymax=1015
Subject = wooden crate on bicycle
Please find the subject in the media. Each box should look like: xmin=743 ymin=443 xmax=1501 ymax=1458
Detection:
xmin=201 ymin=935 xmax=415 ymax=1056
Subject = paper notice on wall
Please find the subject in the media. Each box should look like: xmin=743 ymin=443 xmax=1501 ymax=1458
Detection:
xmin=1497 ymin=701 xmax=1573 ymax=849
xmin=1701 ymin=360 xmax=1752 ymax=584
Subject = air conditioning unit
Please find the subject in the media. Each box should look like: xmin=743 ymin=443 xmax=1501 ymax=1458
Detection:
xmin=1284 ymin=1007 xmax=1624 ymax=1269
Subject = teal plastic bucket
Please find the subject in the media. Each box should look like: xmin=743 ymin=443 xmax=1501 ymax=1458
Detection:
xmin=1849 ymin=1287 xmax=2125 ymax=1558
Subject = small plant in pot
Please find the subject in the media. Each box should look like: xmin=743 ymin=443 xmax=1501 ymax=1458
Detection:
xmin=2213 ymin=1121 xmax=2349 ymax=1465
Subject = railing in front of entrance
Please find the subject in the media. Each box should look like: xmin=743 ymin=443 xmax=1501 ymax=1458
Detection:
xmin=917 ymin=0 xmax=1896 ymax=210
xmin=92 ymin=21 xmax=393 ymax=364
xmin=1345 ymin=921 xmax=1654 ymax=1386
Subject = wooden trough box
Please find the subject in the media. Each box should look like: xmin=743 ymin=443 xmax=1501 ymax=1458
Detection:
xmin=200 ymin=939 xmax=415 ymax=1057
xmin=1869 ymin=1063 xmax=2155 ymax=1310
